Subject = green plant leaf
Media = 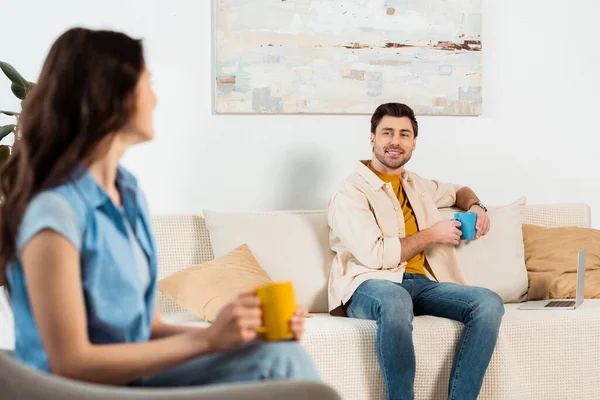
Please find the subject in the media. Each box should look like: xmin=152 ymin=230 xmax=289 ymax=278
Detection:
xmin=0 ymin=145 xmax=10 ymax=165
xmin=0 ymin=61 xmax=28 ymax=88
xmin=0 ymin=110 xmax=19 ymax=116
xmin=0 ymin=124 xmax=15 ymax=141
xmin=12 ymin=81 xmax=34 ymax=100
xmin=11 ymin=82 xmax=27 ymax=100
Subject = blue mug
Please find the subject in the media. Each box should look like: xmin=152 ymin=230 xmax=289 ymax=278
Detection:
xmin=452 ymin=212 xmax=477 ymax=240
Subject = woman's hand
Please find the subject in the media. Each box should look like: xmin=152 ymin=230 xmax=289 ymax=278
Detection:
xmin=290 ymin=306 xmax=307 ymax=341
xmin=205 ymin=293 xmax=262 ymax=352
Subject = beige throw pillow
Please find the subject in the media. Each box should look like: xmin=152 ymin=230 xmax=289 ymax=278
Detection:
xmin=522 ymin=224 xmax=600 ymax=300
xmin=158 ymin=244 xmax=273 ymax=322
xmin=439 ymin=197 xmax=528 ymax=303
xmin=203 ymin=210 xmax=333 ymax=313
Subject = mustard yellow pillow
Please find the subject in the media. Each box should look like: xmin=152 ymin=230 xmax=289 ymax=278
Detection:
xmin=158 ymin=244 xmax=273 ymax=322
xmin=522 ymin=224 xmax=600 ymax=300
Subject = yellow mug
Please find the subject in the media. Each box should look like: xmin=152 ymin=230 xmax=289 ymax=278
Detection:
xmin=255 ymin=281 xmax=296 ymax=342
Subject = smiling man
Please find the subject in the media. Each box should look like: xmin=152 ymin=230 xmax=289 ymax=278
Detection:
xmin=327 ymin=103 xmax=504 ymax=400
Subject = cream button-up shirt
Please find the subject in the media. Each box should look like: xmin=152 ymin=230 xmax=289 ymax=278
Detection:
xmin=327 ymin=161 xmax=467 ymax=313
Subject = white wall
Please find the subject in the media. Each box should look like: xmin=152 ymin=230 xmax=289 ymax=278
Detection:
xmin=0 ymin=0 xmax=599 ymax=350
xmin=1 ymin=0 xmax=599 ymax=225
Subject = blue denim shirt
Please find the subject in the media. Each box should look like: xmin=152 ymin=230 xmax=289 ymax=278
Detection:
xmin=7 ymin=165 xmax=158 ymax=372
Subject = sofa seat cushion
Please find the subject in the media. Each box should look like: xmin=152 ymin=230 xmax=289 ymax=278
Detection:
xmin=304 ymin=304 xmax=600 ymax=399
xmin=163 ymin=300 xmax=600 ymax=400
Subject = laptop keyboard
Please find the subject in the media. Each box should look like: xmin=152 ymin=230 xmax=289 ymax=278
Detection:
xmin=545 ymin=300 xmax=575 ymax=308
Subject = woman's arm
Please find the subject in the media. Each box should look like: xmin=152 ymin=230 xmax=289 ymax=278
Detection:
xmin=151 ymin=306 xmax=308 ymax=341
xmin=21 ymin=230 xmax=262 ymax=385
xmin=150 ymin=311 xmax=202 ymax=339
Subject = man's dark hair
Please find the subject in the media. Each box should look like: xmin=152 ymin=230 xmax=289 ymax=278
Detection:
xmin=370 ymin=103 xmax=418 ymax=137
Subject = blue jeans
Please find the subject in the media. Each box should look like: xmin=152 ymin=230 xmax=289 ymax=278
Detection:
xmin=344 ymin=274 xmax=504 ymax=400
xmin=130 ymin=341 xmax=319 ymax=387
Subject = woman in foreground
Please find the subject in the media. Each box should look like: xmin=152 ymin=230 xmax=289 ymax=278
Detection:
xmin=0 ymin=27 xmax=318 ymax=387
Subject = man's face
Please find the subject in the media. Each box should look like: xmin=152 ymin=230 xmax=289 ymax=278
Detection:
xmin=370 ymin=116 xmax=417 ymax=172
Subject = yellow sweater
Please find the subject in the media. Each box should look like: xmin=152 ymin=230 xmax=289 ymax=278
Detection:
xmin=368 ymin=165 xmax=425 ymax=275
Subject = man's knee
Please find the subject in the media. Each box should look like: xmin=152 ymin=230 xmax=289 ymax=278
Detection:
xmin=256 ymin=341 xmax=320 ymax=381
xmin=473 ymin=288 xmax=505 ymax=324
xmin=379 ymin=292 xmax=413 ymax=326
xmin=349 ymin=280 xmax=413 ymax=324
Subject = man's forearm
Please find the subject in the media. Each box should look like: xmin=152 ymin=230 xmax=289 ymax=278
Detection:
xmin=400 ymin=229 xmax=436 ymax=263
xmin=456 ymin=187 xmax=480 ymax=211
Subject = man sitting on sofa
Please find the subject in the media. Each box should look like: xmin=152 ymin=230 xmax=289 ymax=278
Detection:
xmin=327 ymin=102 xmax=505 ymax=400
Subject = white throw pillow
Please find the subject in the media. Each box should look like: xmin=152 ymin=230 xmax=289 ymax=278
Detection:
xmin=203 ymin=210 xmax=333 ymax=313
xmin=439 ymin=197 xmax=528 ymax=303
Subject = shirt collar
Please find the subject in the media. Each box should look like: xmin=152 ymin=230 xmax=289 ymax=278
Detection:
xmin=355 ymin=160 xmax=412 ymax=190
xmin=69 ymin=163 xmax=138 ymax=209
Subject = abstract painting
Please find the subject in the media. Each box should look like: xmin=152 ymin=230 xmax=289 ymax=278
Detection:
xmin=215 ymin=0 xmax=482 ymax=115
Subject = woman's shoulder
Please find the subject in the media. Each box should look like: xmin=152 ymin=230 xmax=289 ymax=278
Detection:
xmin=28 ymin=190 xmax=73 ymax=211
xmin=28 ymin=182 xmax=88 ymax=219
xmin=18 ymin=190 xmax=85 ymax=254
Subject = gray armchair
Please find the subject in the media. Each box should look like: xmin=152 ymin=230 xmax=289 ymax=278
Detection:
xmin=0 ymin=350 xmax=340 ymax=400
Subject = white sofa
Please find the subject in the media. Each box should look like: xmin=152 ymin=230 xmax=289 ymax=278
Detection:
xmin=153 ymin=204 xmax=600 ymax=400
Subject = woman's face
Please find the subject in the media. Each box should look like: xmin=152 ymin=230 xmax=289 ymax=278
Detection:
xmin=122 ymin=67 xmax=157 ymax=143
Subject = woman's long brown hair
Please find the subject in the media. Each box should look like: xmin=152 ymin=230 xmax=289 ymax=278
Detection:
xmin=0 ymin=27 xmax=145 ymax=285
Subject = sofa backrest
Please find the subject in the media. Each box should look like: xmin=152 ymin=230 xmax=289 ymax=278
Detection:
xmin=152 ymin=204 xmax=591 ymax=316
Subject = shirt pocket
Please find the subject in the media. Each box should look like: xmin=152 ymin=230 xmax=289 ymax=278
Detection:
xmin=369 ymin=190 xmax=401 ymax=237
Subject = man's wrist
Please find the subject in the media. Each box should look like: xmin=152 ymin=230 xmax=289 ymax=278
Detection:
xmin=469 ymin=202 xmax=487 ymax=212
xmin=422 ymin=227 xmax=438 ymax=246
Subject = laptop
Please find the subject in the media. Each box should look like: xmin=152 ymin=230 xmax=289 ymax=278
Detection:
xmin=518 ymin=248 xmax=586 ymax=310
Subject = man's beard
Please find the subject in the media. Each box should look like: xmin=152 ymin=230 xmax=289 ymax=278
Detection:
xmin=375 ymin=147 xmax=411 ymax=170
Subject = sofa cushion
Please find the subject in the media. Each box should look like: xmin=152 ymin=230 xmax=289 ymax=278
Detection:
xmin=158 ymin=244 xmax=273 ymax=322
xmin=203 ymin=210 xmax=333 ymax=313
xmin=522 ymin=224 xmax=600 ymax=300
xmin=439 ymin=197 xmax=528 ymax=302
xmin=165 ymin=300 xmax=600 ymax=400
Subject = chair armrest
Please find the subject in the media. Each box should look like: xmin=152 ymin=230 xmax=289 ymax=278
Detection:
xmin=0 ymin=350 xmax=340 ymax=400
